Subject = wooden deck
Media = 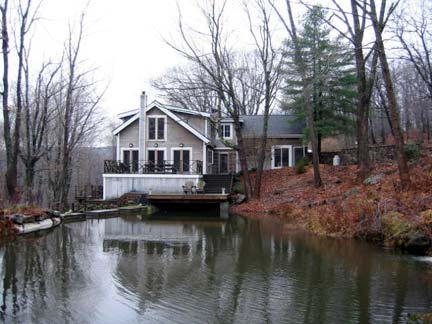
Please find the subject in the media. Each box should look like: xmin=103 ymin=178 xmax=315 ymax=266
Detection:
xmin=147 ymin=194 xmax=228 ymax=204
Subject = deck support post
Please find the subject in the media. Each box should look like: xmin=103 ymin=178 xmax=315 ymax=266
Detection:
xmin=219 ymin=201 xmax=229 ymax=219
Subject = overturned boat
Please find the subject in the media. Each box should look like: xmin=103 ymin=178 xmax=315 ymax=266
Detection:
xmin=10 ymin=213 xmax=62 ymax=235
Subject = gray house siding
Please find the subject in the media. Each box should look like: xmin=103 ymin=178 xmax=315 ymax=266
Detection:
xmin=175 ymin=112 xmax=206 ymax=136
xmin=244 ymin=137 xmax=304 ymax=169
xmin=145 ymin=107 xmax=204 ymax=162
xmin=119 ymin=119 xmax=139 ymax=148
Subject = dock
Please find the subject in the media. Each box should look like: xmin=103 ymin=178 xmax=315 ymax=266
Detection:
xmin=146 ymin=194 xmax=229 ymax=218
xmin=147 ymin=194 xmax=228 ymax=203
xmin=60 ymin=212 xmax=86 ymax=223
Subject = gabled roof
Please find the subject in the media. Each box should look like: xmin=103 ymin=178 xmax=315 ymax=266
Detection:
xmin=117 ymin=109 xmax=139 ymax=119
xmin=113 ymin=101 xmax=210 ymax=144
xmin=116 ymin=102 xmax=211 ymax=119
xmin=240 ymin=115 xmax=305 ymax=138
xmin=163 ymin=104 xmax=211 ymax=118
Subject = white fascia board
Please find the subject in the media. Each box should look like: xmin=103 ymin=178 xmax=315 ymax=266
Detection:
xmin=113 ymin=101 xmax=211 ymax=143
xmin=165 ymin=105 xmax=211 ymax=118
xmin=113 ymin=113 xmax=140 ymax=135
xmin=117 ymin=109 xmax=139 ymax=119
xmin=154 ymin=104 xmax=210 ymax=144
xmin=220 ymin=118 xmax=244 ymax=123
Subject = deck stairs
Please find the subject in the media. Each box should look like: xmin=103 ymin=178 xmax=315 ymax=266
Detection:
xmin=203 ymin=174 xmax=233 ymax=194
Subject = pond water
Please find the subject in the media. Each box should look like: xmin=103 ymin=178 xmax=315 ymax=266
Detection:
xmin=0 ymin=213 xmax=431 ymax=324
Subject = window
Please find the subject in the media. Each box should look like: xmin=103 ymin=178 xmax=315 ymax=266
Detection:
xmin=122 ymin=149 xmax=139 ymax=172
xmin=207 ymin=149 xmax=214 ymax=164
xmin=272 ymin=145 xmax=292 ymax=169
xmin=147 ymin=149 xmax=165 ymax=172
xmin=173 ymin=149 xmax=191 ymax=173
xmin=148 ymin=116 xmax=166 ymax=140
xmin=219 ymin=124 xmax=232 ymax=139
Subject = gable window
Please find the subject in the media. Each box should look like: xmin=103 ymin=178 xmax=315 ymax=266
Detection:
xmin=148 ymin=116 xmax=166 ymax=140
xmin=219 ymin=124 xmax=232 ymax=139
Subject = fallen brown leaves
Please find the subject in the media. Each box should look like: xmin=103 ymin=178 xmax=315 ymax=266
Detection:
xmin=231 ymin=153 xmax=432 ymax=248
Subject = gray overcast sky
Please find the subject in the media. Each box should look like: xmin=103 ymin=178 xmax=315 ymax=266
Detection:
xmin=31 ymin=0 xmax=383 ymax=119
xmin=6 ymin=0 xmax=416 ymax=120
xmin=29 ymin=0 xmax=305 ymax=119
xmin=32 ymin=0 xmax=197 ymax=118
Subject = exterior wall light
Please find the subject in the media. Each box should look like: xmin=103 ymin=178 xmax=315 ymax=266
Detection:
xmin=179 ymin=143 xmax=184 ymax=148
xmin=154 ymin=143 xmax=159 ymax=148
xmin=129 ymin=143 xmax=134 ymax=148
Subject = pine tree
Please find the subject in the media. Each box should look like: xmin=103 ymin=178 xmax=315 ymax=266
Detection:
xmin=282 ymin=6 xmax=357 ymax=154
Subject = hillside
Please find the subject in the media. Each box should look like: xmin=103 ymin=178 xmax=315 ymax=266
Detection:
xmin=231 ymin=151 xmax=432 ymax=254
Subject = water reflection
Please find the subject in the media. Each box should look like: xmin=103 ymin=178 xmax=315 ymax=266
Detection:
xmin=0 ymin=215 xmax=430 ymax=324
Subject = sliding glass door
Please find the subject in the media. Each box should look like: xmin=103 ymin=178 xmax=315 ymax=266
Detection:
xmin=122 ymin=149 xmax=139 ymax=172
xmin=173 ymin=149 xmax=190 ymax=173
xmin=147 ymin=149 xmax=165 ymax=172
xmin=272 ymin=145 xmax=292 ymax=168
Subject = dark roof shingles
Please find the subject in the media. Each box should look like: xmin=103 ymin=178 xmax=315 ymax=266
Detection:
xmin=240 ymin=115 xmax=304 ymax=137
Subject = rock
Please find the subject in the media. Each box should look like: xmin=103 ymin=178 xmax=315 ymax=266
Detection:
xmin=363 ymin=173 xmax=385 ymax=185
xmin=405 ymin=231 xmax=431 ymax=254
xmin=344 ymin=187 xmax=359 ymax=198
xmin=235 ymin=194 xmax=246 ymax=204
xmin=273 ymin=189 xmax=285 ymax=195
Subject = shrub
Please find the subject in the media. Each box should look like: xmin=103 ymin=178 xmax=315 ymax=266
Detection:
xmin=295 ymin=156 xmax=311 ymax=174
xmin=420 ymin=210 xmax=432 ymax=225
xmin=232 ymin=182 xmax=245 ymax=194
xmin=382 ymin=211 xmax=414 ymax=239
xmin=404 ymin=144 xmax=421 ymax=161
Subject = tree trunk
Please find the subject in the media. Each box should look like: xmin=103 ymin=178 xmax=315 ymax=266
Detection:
xmin=370 ymin=0 xmax=410 ymax=188
xmin=1 ymin=0 xmax=17 ymax=200
xmin=23 ymin=160 xmax=35 ymax=203
xmin=254 ymin=112 xmax=270 ymax=199
xmin=235 ymin=123 xmax=253 ymax=199
xmin=305 ymin=84 xmax=322 ymax=187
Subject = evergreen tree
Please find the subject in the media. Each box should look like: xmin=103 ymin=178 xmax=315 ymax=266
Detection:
xmin=282 ymin=6 xmax=357 ymax=154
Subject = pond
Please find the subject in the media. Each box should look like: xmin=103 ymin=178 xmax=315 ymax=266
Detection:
xmin=0 ymin=213 xmax=431 ymax=323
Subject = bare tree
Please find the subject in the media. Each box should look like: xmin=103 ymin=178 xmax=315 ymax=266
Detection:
xmin=368 ymin=0 xmax=410 ymax=188
xmin=245 ymin=0 xmax=282 ymax=197
xmin=0 ymin=0 xmax=39 ymax=200
xmin=0 ymin=0 xmax=12 ymax=198
xmin=48 ymin=13 xmax=104 ymax=210
xmin=151 ymin=64 xmax=220 ymax=113
xmin=395 ymin=0 xmax=432 ymax=101
xmin=325 ymin=0 xmax=382 ymax=181
xmin=21 ymin=59 xmax=61 ymax=203
xmin=165 ymin=0 xmax=281 ymax=199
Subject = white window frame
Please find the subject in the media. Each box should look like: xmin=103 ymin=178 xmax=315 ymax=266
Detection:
xmin=120 ymin=148 xmax=140 ymax=172
xmin=271 ymin=145 xmax=293 ymax=169
xmin=170 ymin=147 xmax=193 ymax=172
xmin=147 ymin=115 xmax=167 ymax=141
xmin=120 ymin=147 xmax=139 ymax=163
xmin=218 ymin=123 xmax=233 ymax=140
xmin=207 ymin=148 xmax=214 ymax=164
xmin=146 ymin=147 xmax=167 ymax=163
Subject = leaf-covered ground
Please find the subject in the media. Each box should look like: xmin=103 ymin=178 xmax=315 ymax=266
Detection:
xmin=231 ymin=152 xmax=432 ymax=253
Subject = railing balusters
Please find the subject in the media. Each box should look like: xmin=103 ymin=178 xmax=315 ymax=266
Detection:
xmin=103 ymin=160 xmax=203 ymax=175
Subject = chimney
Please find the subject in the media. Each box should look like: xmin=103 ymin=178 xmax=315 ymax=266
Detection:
xmin=139 ymin=91 xmax=147 ymax=163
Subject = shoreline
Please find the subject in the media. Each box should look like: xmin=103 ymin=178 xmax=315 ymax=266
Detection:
xmin=230 ymin=155 xmax=432 ymax=255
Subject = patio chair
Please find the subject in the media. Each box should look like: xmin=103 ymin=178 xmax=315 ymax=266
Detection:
xmin=195 ymin=180 xmax=206 ymax=194
xmin=182 ymin=181 xmax=195 ymax=194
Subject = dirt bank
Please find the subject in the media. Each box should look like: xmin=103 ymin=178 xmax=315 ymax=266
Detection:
xmin=231 ymin=153 xmax=432 ymax=254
